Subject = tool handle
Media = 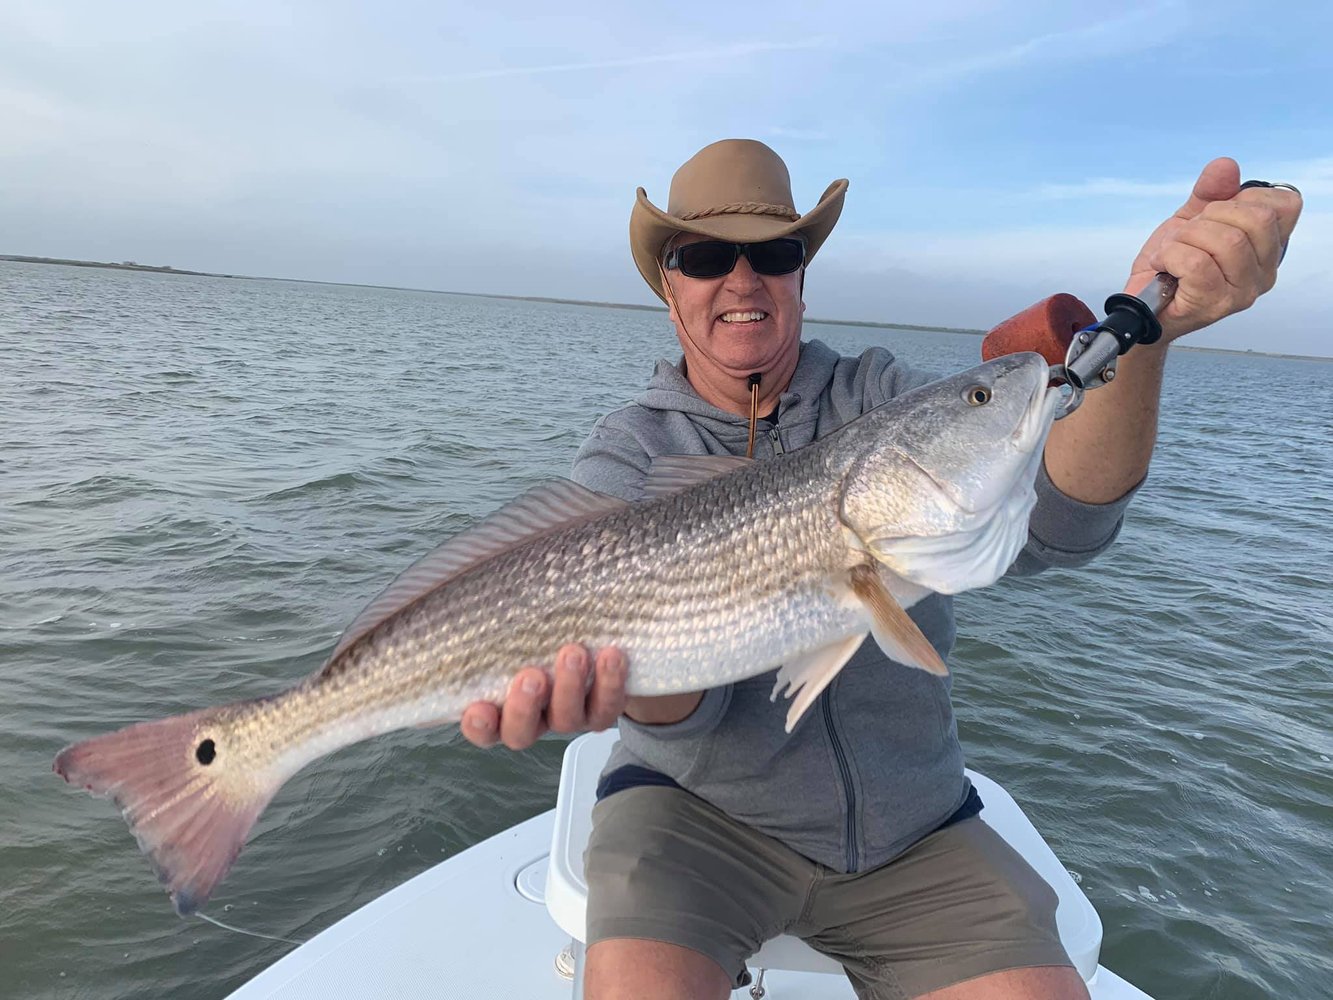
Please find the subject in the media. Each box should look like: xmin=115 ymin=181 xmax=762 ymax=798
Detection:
xmin=1097 ymin=273 xmax=1178 ymax=355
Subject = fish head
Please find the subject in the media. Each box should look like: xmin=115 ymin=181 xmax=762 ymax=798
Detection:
xmin=839 ymin=352 xmax=1059 ymax=594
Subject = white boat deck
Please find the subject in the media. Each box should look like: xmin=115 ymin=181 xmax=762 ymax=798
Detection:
xmin=226 ymin=732 xmax=1155 ymax=999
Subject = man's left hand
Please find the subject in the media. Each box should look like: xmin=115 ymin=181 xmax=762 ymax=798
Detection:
xmin=1126 ymin=157 xmax=1303 ymax=343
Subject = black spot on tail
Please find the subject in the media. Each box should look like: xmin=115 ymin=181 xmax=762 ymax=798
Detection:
xmin=195 ymin=739 xmax=217 ymax=765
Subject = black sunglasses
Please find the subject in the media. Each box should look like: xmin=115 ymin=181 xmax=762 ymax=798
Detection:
xmin=664 ymin=238 xmax=806 ymax=279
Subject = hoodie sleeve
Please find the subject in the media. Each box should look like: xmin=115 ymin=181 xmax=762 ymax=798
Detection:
xmin=874 ymin=349 xmax=938 ymax=404
xmin=1008 ymin=461 xmax=1142 ymax=576
xmin=570 ymin=420 xmax=652 ymax=502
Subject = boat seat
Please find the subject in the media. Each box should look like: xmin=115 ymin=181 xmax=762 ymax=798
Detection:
xmin=545 ymin=729 xmax=1102 ymax=990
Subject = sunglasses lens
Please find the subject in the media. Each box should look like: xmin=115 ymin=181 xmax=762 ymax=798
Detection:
xmin=671 ymin=238 xmax=806 ymax=278
xmin=677 ymin=242 xmax=738 ymax=278
xmin=747 ymin=239 xmax=805 ymax=275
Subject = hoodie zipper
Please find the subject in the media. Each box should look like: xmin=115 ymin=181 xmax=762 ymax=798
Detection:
xmin=821 ymin=694 xmax=859 ymax=871
xmin=764 ymin=413 xmax=852 ymax=865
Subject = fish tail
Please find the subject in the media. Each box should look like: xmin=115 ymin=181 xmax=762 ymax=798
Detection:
xmin=53 ymin=702 xmax=282 ymax=916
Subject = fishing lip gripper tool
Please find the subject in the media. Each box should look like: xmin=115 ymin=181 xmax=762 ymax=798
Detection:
xmin=1052 ymin=272 xmax=1178 ymax=417
xmin=982 ymin=178 xmax=1298 ymax=419
xmin=979 ymin=273 xmax=1177 ymax=420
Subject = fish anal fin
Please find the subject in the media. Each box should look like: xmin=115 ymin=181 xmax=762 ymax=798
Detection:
xmin=325 ymin=480 xmax=628 ymax=667
xmin=848 ymin=563 xmax=948 ymax=677
xmin=770 ymin=633 xmax=867 ymax=733
xmin=641 ymin=455 xmax=753 ymax=499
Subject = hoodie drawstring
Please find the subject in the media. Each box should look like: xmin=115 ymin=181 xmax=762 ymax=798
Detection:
xmin=746 ymin=373 xmax=761 ymax=458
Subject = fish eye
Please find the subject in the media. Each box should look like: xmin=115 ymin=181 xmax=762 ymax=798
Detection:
xmin=964 ymin=385 xmax=991 ymax=406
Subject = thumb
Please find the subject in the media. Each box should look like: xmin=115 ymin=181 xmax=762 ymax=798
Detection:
xmin=1173 ymin=156 xmax=1241 ymax=220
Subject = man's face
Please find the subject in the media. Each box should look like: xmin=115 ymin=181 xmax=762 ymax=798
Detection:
xmin=662 ymin=234 xmax=806 ymax=378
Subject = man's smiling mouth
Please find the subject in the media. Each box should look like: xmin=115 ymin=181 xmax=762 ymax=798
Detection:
xmin=719 ymin=310 xmax=768 ymax=324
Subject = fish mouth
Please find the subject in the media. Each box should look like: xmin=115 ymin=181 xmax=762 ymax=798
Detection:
xmin=1011 ymin=374 xmax=1062 ymax=450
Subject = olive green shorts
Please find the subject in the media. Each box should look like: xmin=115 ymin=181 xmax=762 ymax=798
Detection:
xmin=584 ymin=786 xmax=1073 ymax=999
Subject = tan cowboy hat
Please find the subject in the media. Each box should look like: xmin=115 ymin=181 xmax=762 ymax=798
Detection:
xmin=630 ymin=138 xmax=848 ymax=303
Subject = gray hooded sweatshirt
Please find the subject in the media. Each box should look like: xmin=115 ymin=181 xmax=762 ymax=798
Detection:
xmin=571 ymin=339 xmax=1134 ymax=873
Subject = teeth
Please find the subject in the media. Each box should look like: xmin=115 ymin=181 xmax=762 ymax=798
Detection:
xmin=720 ymin=311 xmax=767 ymax=323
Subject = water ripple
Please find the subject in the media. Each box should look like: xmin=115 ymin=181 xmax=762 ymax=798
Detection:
xmin=1 ymin=261 xmax=1329 ymax=1000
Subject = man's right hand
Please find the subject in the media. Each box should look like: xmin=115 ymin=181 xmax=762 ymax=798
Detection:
xmin=459 ymin=644 xmax=703 ymax=750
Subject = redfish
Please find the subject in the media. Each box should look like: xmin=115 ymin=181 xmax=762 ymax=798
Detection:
xmin=55 ymin=352 xmax=1058 ymax=915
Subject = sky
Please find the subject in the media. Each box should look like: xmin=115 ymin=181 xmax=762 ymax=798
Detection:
xmin=2 ymin=0 xmax=1330 ymax=355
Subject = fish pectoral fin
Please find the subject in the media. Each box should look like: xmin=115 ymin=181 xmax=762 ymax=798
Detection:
xmin=848 ymin=563 xmax=949 ymax=677
xmin=770 ymin=633 xmax=867 ymax=734
xmin=641 ymin=455 xmax=753 ymax=499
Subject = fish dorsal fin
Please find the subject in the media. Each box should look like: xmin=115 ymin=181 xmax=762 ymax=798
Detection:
xmin=642 ymin=455 xmax=753 ymax=499
xmin=324 ymin=480 xmax=628 ymax=665
xmin=848 ymin=563 xmax=948 ymax=676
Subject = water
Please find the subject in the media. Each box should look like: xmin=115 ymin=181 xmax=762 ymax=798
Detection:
xmin=2 ymin=260 xmax=1330 ymax=999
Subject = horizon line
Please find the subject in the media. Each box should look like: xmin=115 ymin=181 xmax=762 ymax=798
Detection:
xmin=4 ymin=254 xmax=1329 ymax=363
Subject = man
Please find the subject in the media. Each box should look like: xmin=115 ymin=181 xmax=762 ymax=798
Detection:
xmin=460 ymin=140 xmax=1301 ymax=999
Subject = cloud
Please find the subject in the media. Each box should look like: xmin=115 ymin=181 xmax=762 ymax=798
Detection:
xmin=878 ymin=4 xmax=1187 ymax=91
xmin=1029 ymin=156 xmax=1333 ymax=201
xmin=395 ymin=38 xmax=834 ymax=84
xmin=1032 ymin=179 xmax=1190 ymax=200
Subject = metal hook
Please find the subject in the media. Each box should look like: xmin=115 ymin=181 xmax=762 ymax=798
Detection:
xmin=1049 ymin=365 xmax=1085 ymax=419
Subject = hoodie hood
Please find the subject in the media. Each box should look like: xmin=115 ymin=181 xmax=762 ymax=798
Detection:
xmin=635 ymin=339 xmax=846 ymax=444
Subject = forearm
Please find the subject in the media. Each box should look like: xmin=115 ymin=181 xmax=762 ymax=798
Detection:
xmin=1043 ymin=339 xmax=1168 ymax=504
xmin=1047 ymin=158 xmax=1301 ymax=506
xmin=625 ymin=692 xmax=703 ymax=725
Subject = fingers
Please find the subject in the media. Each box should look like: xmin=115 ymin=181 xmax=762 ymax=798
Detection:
xmin=546 ymin=645 xmax=592 ymax=732
xmin=547 ymin=645 xmax=629 ymax=732
xmin=1172 ymin=157 xmax=1240 ymax=220
xmin=460 ymin=645 xmax=631 ymax=751
xmin=1162 ymin=216 xmax=1264 ymax=295
xmin=499 ymin=668 xmax=550 ymax=750
xmin=1148 ymin=196 xmax=1292 ymax=337
xmin=461 ymin=670 xmax=551 ymax=751
xmin=585 ymin=648 xmax=629 ymax=731
xmin=1236 ymin=184 xmax=1304 ymax=246
xmin=461 ymin=701 xmax=501 ymax=748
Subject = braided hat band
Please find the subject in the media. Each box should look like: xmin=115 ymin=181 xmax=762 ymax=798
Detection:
xmin=678 ymin=202 xmax=802 ymax=223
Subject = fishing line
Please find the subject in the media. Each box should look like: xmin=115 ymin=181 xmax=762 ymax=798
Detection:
xmin=195 ymin=911 xmax=306 ymax=946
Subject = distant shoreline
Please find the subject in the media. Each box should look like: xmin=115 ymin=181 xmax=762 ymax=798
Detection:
xmin=0 ymin=254 xmax=243 ymax=279
xmin=4 ymin=253 xmax=1327 ymax=362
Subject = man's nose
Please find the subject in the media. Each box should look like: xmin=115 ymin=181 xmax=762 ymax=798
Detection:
xmin=724 ymin=252 xmax=763 ymax=291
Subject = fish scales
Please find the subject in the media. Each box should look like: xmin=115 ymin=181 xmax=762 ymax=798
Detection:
xmin=312 ymin=445 xmax=849 ymax=721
